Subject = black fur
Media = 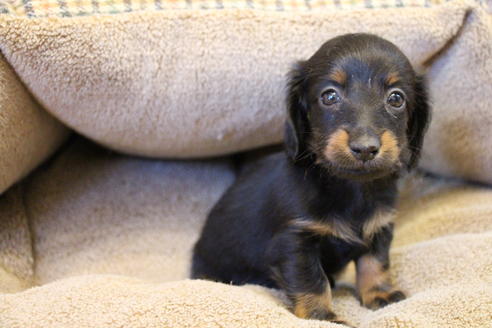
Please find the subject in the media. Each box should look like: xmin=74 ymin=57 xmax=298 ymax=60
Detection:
xmin=192 ymin=33 xmax=430 ymax=321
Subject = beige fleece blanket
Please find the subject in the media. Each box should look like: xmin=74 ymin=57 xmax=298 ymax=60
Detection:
xmin=0 ymin=0 xmax=491 ymax=183
xmin=0 ymin=138 xmax=491 ymax=327
xmin=0 ymin=1 xmax=491 ymax=327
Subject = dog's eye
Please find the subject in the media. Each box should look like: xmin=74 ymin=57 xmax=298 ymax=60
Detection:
xmin=321 ymin=89 xmax=340 ymax=106
xmin=387 ymin=91 xmax=405 ymax=108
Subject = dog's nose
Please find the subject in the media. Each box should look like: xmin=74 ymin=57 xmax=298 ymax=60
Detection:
xmin=349 ymin=136 xmax=380 ymax=162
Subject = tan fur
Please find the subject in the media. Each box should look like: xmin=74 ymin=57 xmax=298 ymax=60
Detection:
xmin=290 ymin=219 xmax=362 ymax=244
xmin=294 ymin=286 xmax=333 ymax=319
xmin=380 ymin=130 xmax=400 ymax=161
xmin=356 ymin=255 xmax=391 ymax=306
xmin=328 ymin=69 xmax=347 ymax=85
xmin=362 ymin=209 xmax=395 ymax=242
xmin=385 ymin=72 xmax=400 ymax=85
xmin=325 ymin=130 xmax=400 ymax=163
xmin=324 ymin=129 xmax=351 ymax=160
xmin=291 ymin=209 xmax=393 ymax=245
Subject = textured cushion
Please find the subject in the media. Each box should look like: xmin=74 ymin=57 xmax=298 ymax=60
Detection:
xmin=23 ymin=138 xmax=235 ymax=285
xmin=0 ymin=0 xmax=461 ymax=17
xmin=0 ymin=185 xmax=33 ymax=293
xmin=1 ymin=0 xmax=491 ymax=184
xmin=0 ymin=53 xmax=68 ymax=194
xmin=420 ymin=7 xmax=492 ymax=183
xmin=0 ymin=138 xmax=491 ymax=327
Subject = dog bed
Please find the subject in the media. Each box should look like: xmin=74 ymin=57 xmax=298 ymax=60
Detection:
xmin=0 ymin=0 xmax=491 ymax=327
xmin=1 ymin=138 xmax=492 ymax=327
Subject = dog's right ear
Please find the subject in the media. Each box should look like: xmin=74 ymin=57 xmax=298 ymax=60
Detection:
xmin=285 ymin=61 xmax=309 ymax=161
xmin=406 ymin=75 xmax=431 ymax=170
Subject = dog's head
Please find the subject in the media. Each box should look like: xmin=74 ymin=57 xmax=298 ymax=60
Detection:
xmin=285 ymin=33 xmax=430 ymax=181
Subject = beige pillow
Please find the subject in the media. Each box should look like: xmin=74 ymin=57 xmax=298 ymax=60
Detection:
xmin=420 ymin=7 xmax=492 ymax=183
xmin=0 ymin=0 xmax=490 ymax=183
xmin=0 ymin=53 xmax=68 ymax=194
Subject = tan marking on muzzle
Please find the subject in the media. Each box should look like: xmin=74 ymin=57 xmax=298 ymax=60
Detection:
xmin=379 ymin=130 xmax=400 ymax=161
xmin=324 ymin=129 xmax=351 ymax=160
xmin=328 ymin=69 xmax=347 ymax=85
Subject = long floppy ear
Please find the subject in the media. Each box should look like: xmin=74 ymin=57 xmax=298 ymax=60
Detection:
xmin=285 ymin=61 xmax=309 ymax=161
xmin=406 ymin=75 xmax=431 ymax=169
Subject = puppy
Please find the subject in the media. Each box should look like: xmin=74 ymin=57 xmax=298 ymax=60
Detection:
xmin=192 ymin=33 xmax=430 ymax=323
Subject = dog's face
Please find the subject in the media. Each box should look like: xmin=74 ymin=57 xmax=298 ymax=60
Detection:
xmin=285 ymin=34 xmax=430 ymax=181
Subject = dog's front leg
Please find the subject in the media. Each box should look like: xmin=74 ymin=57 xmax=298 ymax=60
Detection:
xmin=267 ymin=231 xmax=341 ymax=322
xmin=356 ymin=224 xmax=406 ymax=309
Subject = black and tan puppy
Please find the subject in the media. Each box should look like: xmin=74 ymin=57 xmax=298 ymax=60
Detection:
xmin=192 ymin=33 xmax=430 ymax=323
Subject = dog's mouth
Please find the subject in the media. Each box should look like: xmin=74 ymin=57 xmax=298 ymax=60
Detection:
xmin=329 ymin=165 xmax=392 ymax=181
xmin=317 ymin=158 xmax=400 ymax=181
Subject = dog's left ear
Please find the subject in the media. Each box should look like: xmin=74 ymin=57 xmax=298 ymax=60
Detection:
xmin=406 ymin=75 xmax=431 ymax=169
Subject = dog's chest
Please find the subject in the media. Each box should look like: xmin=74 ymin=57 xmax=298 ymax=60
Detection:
xmin=305 ymin=179 xmax=396 ymax=242
xmin=318 ymin=237 xmax=366 ymax=274
xmin=315 ymin=208 xmax=394 ymax=274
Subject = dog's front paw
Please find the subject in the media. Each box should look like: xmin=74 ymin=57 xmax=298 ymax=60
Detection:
xmin=361 ymin=287 xmax=406 ymax=310
xmin=305 ymin=307 xmax=337 ymax=321
xmin=295 ymin=305 xmax=354 ymax=326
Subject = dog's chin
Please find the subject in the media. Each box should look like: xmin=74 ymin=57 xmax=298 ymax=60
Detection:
xmin=318 ymin=160 xmax=398 ymax=182
xmin=331 ymin=167 xmax=392 ymax=181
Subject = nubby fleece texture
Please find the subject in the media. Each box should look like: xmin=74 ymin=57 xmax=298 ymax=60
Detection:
xmin=0 ymin=0 xmax=490 ymax=327
xmin=0 ymin=139 xmax=491 ymax=327
xmin=0 ymin=54 xmax=68 ymax=194
xmin=0 ymin=0 xmax=490 ymax=184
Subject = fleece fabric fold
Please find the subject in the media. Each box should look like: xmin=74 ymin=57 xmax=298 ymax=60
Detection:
xmin=0 ymin=1 xmax=491 ymax=184
xmin=0 ymin=139 xmax=491 ymax=327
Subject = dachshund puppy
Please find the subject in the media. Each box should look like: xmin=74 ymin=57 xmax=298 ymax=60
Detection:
xmin=192 ymin=33 xmax=430 ymax=323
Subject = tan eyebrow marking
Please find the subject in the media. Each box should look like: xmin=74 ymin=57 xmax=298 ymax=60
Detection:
xmin=328 ymin=69 xmax=347 ymax=85
xmin=386 ymin=72 xmax=400 ymax=85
